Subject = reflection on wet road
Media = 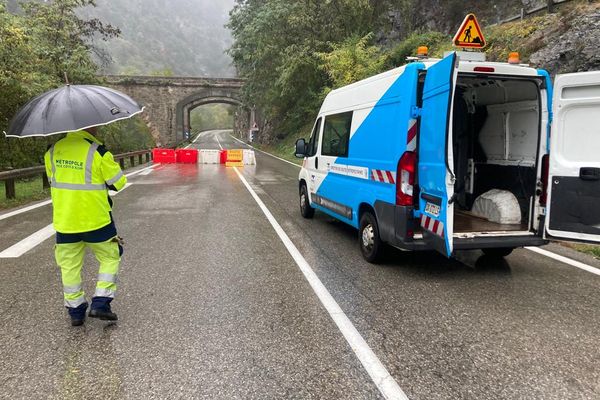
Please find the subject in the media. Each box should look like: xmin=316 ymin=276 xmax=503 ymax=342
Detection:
xmin=0 ymin=129 xmax=598 ymax=399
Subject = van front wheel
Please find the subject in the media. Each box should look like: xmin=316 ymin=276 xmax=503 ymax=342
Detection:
xmin=299 ymin=184 xmax=315 ymax=219
xmin=359 ymin=212 xmax=384 ymax=263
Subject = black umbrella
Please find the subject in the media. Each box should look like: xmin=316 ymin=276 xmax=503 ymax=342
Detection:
xmin=3 ymin=84 xmax=144 ymax=137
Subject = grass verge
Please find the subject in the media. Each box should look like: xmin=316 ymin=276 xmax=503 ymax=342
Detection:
xmin=250 ymin=133 xmax=302 ymax=166
xmin=562 ymin=242 xmax=600 ymax=260
xmin=0 ymin=176 xmax=50 ymax=210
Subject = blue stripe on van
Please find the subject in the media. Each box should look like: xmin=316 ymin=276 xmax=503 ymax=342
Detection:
xmin=316 ymin=62 xmax=424 ymax=227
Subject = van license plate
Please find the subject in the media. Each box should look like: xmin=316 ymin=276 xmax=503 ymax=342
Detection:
xmin=425 ymin=202 xmax=440 ymax=217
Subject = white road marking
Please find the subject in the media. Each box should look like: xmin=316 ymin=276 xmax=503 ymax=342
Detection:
xmin=124 ymin=164 xmax=155 ymax=178
xmin=1 ymin=182 xmax=134 ymax=258
xmin=0 ymin=224 xmax=55 ymax=258
xmin=0 ymin=164 xmax=154 ymax=222
xmin=233 ymin=167 xmax=409 ymax=400
xmin=229 ymin=134 xmax=301 ymax=168
xmin=139 ymin=168 xmax=154 ymax=176
xmin=0 ymin=200 xmax=52 ymax=222
xmin=526 ymin=246 xmax=600 ymax=277
xmin=216 ymin=135 xmax=223 ymax=150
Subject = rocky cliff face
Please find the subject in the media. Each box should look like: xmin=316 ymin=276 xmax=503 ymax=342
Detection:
xmin=530 ymin=5 xmax=600 ymax=75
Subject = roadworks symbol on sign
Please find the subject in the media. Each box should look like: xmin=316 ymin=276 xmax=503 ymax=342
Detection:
xmin=453 ymin=13 xmax=486 ymax=49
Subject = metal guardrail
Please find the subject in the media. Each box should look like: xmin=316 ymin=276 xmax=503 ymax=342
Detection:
xmin=491 ymin=0 xmax=576 ymax=26
xmin=0 ymin=149 xmax=153 ymax=200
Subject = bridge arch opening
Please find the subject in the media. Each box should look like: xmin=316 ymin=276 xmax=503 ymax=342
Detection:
xmin=176 ymin=94 xmax=251 ymax=146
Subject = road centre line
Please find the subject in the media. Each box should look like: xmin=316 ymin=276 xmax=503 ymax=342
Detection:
xmin=229 ymin=134 xmax=301 ymax=168
xmin=232 ymin=166 xmax=409 ymax=400
xmin=216 ymin=135 xmax=223 ymax=150
xmin=526 ymin=246 xmax=600 ymax=277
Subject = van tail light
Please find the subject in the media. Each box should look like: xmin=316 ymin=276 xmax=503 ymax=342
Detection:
xmin=540 ymin=154 xmax=550 ymax=206
xmin=396 ymin=151 xmax=417 ymax=206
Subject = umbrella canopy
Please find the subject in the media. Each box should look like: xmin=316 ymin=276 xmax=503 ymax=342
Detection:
xmin=3 ymin=85 xmax=144 ymax=138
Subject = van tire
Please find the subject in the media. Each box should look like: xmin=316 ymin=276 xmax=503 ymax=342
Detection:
xmin=300 ymin=184 xmax=315 ymax=219
xmin=482 ymin=247 xmax=514 ymax=258
xmin=359 ymin=212 xmax=384 ymax=263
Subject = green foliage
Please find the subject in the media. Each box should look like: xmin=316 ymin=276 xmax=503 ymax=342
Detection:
xmin=0 ymin=176 xmax=49 ymax=210
xmin=318 ymin=34 xmax=388 ymax=89
xmin=149 ymin=68 xmax=175 ymax=77
xmin=228 ymin=0 xmax=392 ymax=136
xmin=485 ymin=15 xmax=556 ymax=62
xmin=0 ymin=0 xmax=151 ymax=171
xmin=96 ymin=116 xmax=155 ymax=154
xmin=190 ymin=104 xmax=234 ymax=132
xmin=387 ymin=31 xmax=452 ymax=67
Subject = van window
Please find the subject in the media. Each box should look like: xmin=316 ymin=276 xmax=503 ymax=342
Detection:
xmin=307 ymin=118 xmax=322 ymax=157
xmin=322 ymin=112 xmax=353 ymax=157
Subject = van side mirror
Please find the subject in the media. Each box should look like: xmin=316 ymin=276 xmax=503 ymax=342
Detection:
xmin=295 ymin=138 xmax=307 ymax=158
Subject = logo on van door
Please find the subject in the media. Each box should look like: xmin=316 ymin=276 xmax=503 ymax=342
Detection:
xmin=328 ymin=163 xmax=369 ymax=180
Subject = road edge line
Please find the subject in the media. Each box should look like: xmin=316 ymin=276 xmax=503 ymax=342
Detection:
xmin=233 ymin=167 xmax=409 ymax=400
xmin=229 ymin=134 xmax=301 ymax=168
xmin=0 ymin=164 xmax=154 ymax=222
xmin=525 ymin=246 xmax=600 ymax=277
xmin=0 ymin=224 xmax=55 ymax=258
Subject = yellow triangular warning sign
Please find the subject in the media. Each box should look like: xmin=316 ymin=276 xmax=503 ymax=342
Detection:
xmin=453 ymin=14 xmax=486 ymax=49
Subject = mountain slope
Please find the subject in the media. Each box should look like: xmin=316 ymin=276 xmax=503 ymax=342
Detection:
xmin=79 ymin=0 xmax=236 ymax=77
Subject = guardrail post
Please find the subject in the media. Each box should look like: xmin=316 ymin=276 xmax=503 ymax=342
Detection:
xmin=119 ymin=158 xmax=125 ymax=170
xmin=138 ymin=154 xmax=143 ymax=164
xmin=147 ymin=152 xmax=151 ymax=162
xmin=5 ymin=179 xmax=16 ymax=199
xmin=42 ymin=172 xmax=50 ymax=189
xmin=129 ymin=156 xmax=135 ymax=168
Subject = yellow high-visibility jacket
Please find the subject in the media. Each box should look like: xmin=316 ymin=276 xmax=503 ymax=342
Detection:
xmin=44 ymin=130 xmax=127 ymax=233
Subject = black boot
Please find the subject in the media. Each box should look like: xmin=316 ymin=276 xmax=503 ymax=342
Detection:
xmin=67 ymin=302 xmax=88 ymax=327
xmin=89 ymin=296 xmax=118 ymax=321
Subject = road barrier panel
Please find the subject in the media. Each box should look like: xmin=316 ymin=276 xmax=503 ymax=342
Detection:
xmin=153 ymin=148 xmax=176 ymax=164
xmin=243 ymin=149 xmax=256 ymax=165
xmin=198 ymin=149 xmax=221 ymax=164
xmin=225 ymin=149 xmax=244 ymax=167
xmin=176 ymin=149 xmax=198 ymax=164
xmin=219 ymin=150 xmax=228 ymax=164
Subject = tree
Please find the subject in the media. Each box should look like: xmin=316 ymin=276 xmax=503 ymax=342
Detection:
xmin=227 ymin=0 xmax=393 ymax=137
xmin=0 ymin=0 xmax=122 ymax=170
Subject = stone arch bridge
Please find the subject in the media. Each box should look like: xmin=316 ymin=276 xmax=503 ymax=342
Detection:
xmin=103 ymin=75 xmax=252 ymax=147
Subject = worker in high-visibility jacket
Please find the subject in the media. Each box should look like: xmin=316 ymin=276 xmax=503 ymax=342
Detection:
xmin=44 ymin=127 xmax=127 ymax=326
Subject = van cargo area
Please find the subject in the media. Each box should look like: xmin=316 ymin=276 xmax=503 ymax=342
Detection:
xmin=451 ymin=74 xmax=542 ymax=234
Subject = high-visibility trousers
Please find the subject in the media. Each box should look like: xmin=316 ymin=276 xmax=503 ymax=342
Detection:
xmin=55 ymin=238 xmax=121 ymax=308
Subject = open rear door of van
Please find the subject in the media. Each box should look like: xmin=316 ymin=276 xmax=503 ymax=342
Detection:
xmin=418 ymin=52 xmax=458 ymax=257
xmin=545 ymin=71 xmax=600 ymax=243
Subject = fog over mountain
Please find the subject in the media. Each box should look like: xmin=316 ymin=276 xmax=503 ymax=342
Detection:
xmin=79 ymin=0 xmax=237 ymax=77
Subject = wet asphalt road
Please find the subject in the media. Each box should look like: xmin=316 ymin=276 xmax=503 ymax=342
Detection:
xmin=0 ymin=129 xmax=599 ymax=399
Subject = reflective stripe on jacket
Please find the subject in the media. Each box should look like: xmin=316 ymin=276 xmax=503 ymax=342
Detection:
xmin=44 ymin=130 xmax=127 ymax=233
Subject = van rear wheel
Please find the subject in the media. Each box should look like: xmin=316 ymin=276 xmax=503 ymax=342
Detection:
xmin=482 ymin=247 xmax=514 ymax=258
xmin=359 ymin=211 xmax=384 ymax=263
xmin=299 ymin=184 xmax=315 ymax=219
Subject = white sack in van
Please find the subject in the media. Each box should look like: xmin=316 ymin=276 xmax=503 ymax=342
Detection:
xmin=471 ymin=189 xmax=521 ymax=225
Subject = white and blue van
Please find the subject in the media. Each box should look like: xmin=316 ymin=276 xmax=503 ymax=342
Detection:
xmin=295 ymin=51 xmax=600 ymax=262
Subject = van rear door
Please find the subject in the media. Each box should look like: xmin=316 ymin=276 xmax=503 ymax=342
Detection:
xmin=418 ymin=52 xmax=458 ymax=257
xmin=545 ymin=71 xmax=600 ymax=243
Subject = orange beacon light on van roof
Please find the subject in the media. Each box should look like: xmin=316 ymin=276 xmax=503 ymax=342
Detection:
xmin=417 ymin=46 xmax=429 ymax=57
xmin=508 ymin=52 xmax=521 ymax=64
